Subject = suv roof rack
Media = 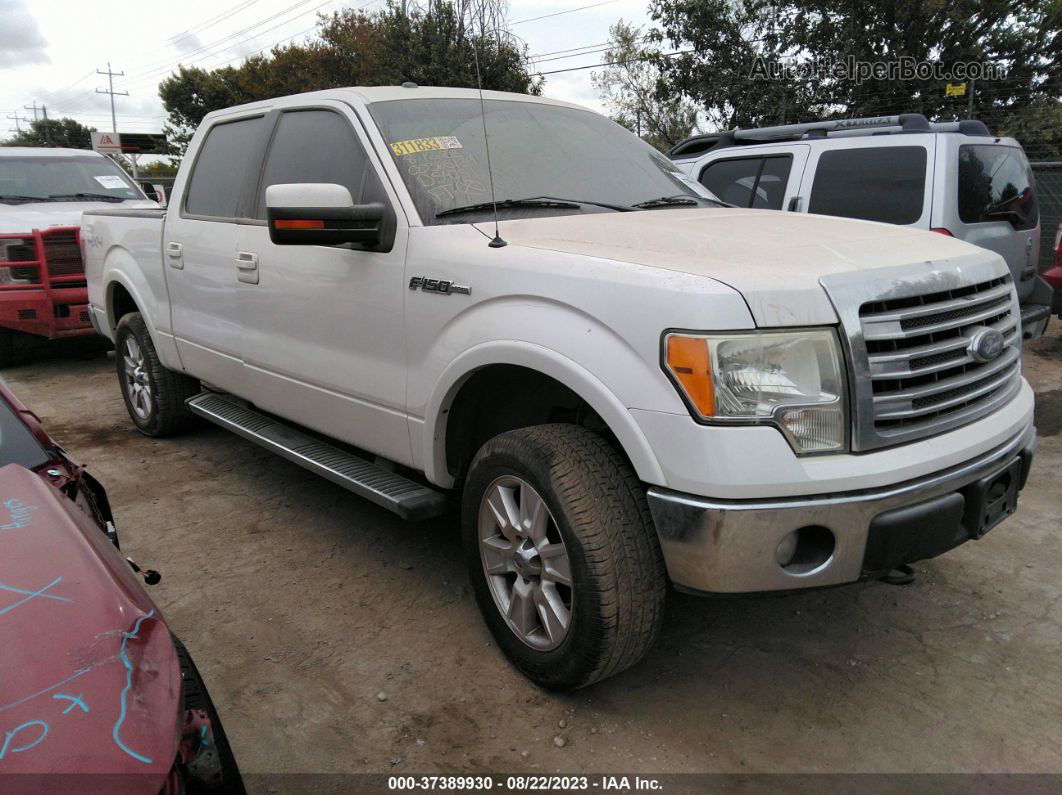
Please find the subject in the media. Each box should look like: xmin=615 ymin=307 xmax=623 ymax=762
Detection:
xmin=668 ymin=114 xmax=992 ymax=159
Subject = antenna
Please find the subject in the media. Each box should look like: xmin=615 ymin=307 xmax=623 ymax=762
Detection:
xmin=472 ymin=41 xmax=506 ymax=248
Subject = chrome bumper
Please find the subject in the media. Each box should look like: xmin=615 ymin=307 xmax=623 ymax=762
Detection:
xmin=646 ymin=424 xmax=1036 ymax=594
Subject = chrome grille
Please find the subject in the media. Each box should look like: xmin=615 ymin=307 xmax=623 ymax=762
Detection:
xmin=858 ymin=275 xmax=1021 ymax=446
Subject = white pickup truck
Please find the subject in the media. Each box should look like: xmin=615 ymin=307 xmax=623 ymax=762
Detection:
xmin=83 ymin=86 xmax=1036 ymax=689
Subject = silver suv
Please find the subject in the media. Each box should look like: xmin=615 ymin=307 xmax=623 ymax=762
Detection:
xmin=670 ymin=114 xmax=1053 ymax=341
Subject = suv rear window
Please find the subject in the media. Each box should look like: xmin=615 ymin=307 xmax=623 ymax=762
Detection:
xmin=958 ymin=144 xmax=1038 ymax=231
xmin=699 ymin=155 xmax=792 ymax=209
xmin=185 ymin=116 xmax=266 ymax=219
xmin=809 ymin=146 xmax=927 ymax=224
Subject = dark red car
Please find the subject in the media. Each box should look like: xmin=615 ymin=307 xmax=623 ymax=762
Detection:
xmin=0 ymin=381 xmax=242 ymax=793
xmin=1045 ymin=219 xmax=1062 ymax=319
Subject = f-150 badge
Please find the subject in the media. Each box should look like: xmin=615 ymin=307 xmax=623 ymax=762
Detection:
xmin=409 ymin=277 xmax=471 ymax=295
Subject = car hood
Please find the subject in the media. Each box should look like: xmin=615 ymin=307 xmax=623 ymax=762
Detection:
xmin=0 ymin=200 xmax=157 ymax=234
xmin=0 ymin=464 xmax=178 ymax=789
xmin=477 ymin=208 xmax=1000 ymax=326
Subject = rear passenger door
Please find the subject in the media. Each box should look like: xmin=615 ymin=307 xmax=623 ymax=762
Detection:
xmin=797 ymin=137 xmax=935 ymax=227
xmin=167 ymin=113 xmax=270 ymax=393
xmin=234 ymin=103 xmax=413 ymax=466
xmin=696 ymin=147 xmax=808 ymax=211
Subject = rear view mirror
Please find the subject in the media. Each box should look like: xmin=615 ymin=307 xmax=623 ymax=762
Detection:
xmin=266 ymin=183 xmax=386 ymax=247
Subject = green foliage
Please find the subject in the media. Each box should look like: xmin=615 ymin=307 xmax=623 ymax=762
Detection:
xmin=137 ymin=159 xmax=180 ymax=178
xmin=650 ymin=0 xmax=1062 ymax=130
xmin=2 ymin=117 xmax=96 ymax=149
xmin=159 ymin=1 xmax=541 ymax=153
xmin=1001 ymin=96 xmax=1062 ymax=160
xmin=592 ymin=20 xmax=699 ymax=151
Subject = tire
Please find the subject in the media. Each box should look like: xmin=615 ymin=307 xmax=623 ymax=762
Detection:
xmin=462 ymin=424 xmax=667 ymax=690
xmin=115 ymin=312 xmax=199 ymax=436
xmin=172 ymin=636 xmax=245 ymax=795
xmin=0 ymin=328 xmax=14 ymax=368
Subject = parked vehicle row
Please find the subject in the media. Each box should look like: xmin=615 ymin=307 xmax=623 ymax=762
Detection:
xmin=80 ymin=85 xmax=1036 ymax=691
xmin=669 ymin=114 xmax=1055 ymax=341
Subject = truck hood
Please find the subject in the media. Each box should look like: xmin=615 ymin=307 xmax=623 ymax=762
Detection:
xmin=0 ymin=464 xmax=178 ymax=789
xmin=477 ymin=208 xmax=997 ymax=326
xmin=0 ymin=200 xmax=157 ymax=234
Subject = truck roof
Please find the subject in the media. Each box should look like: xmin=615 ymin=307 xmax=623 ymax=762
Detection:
xmin=204 ymin=85 xmax=588 ymax=121
xmin=0 ymin=147 xmax=109 ymax=158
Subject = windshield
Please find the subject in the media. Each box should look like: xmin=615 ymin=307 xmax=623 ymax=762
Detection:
xmin=369 ymin=98 xmax=718 ymax=224
xmin=0 ymin=388 xmax=49 ymax=470
xmin=0 ymin=154 xmax=141 ymax=203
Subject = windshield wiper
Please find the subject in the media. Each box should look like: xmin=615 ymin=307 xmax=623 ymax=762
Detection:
xmin=0 ymin=194 xmax=48 ymax=204
xmin=632 ymin=195 xmax=723 ymax=209
xmin=48 ymin=193 xmax=127 ymax=202
xmin=437 ymin=195 xmax=632 ymax=219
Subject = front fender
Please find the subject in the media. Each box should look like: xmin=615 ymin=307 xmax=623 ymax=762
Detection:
xmin=419 ymin=340 xmax=666 ymax=489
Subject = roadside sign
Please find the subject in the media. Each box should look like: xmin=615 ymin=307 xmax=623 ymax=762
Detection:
xmin=90 ymin=131 xmax=166 ymax=154
xmin=91 ymin=131 xmax=122 ymax=153
xmin=945 ymin=83 xmax=967 ymax=97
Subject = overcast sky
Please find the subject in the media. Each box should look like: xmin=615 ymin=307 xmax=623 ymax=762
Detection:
xmin=0 ymin=0 xmax=653 ymax=138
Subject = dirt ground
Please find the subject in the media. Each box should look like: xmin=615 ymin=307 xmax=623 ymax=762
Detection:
xmin=5 ymin=320 xmax=1061 ymax=778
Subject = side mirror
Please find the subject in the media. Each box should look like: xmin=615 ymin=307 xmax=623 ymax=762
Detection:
xmin=140 ymin=181 xmax=162 ymax=203
xmin=266 ymin=183 xmax=385 ymax=247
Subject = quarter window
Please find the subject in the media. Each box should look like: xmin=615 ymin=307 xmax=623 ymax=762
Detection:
xmin=808 ymin=146 xmax=927 ymax=225
xmin=184 ymin=116 xmax=266 ymax=218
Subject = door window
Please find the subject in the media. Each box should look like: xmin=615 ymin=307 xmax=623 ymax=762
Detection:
xmin=808 ymin=146 xmax=927 ymax=225
xmin=699 ymin=155 xmax=792 ymax=209
xmin=184 ymin=116 xmax=266 ymax=218
xmin=256 ymin=110 xmax=381 ymax=217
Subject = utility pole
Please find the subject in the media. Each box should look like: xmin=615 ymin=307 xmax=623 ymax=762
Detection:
xmin=96 ymin=62 xmax=128 ymax=133
xmin=41 ymin=105 xmax=51 ymax=146
xmin=6 ymin=113 xmax=30 ymax=134
xmin=23 ymin=101 xmax=40 ymax=121
xmin=966 ymin=77 xmax=976 ymax=119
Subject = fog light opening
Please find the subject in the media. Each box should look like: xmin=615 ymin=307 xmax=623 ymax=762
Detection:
xmin=776 ymin=525 xmax=835 ymax=575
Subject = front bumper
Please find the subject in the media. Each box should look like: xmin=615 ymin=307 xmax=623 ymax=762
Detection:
xmin=647 ymin=423 xmax=1036 ymax=593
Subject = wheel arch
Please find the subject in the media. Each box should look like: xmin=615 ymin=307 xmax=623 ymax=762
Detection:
xmin=423 ymin=342 xmax=664 ymax=489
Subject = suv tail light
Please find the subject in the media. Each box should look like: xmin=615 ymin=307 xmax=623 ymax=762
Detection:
xmin=930 ymin=227 xmax=954 ymax=236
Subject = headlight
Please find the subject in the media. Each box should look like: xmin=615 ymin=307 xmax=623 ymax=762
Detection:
xmin=663 ymin=329 xmax=848 ymax=453
xmin=0 ymin=238 xmax=40 ymax=285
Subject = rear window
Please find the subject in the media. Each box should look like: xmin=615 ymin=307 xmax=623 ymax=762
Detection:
xmin=809 ymin=146 xmax=927 ymax=225
xmin=699 ymin=155 xmax=792 ymax=210
xmin=184 ymin=116 xmax=266 ymax=219
xmin=958 ymin=144 xmax=1038 ymax=231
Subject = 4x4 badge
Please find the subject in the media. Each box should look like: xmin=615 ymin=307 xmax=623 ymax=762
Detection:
xmin=409 ymin=277 xmax=471 ymax=295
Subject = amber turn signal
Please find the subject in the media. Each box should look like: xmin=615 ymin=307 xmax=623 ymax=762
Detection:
xmin=665 ymin=335 xmax=715 ymax=417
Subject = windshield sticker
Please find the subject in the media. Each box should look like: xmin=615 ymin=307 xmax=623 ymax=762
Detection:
xmin=93 ymin=176 xmax=127 ymax=190
xmin=390 ymin=136 xmax=463 ymax=156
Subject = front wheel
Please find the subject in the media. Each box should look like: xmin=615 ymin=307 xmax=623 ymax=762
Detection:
xmin=462 ymin=424 xmax=667 ymax=690
xmin=115 ymin=312 xmax=199 ymax=437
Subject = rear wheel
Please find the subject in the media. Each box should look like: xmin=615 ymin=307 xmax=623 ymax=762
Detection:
xmin=115 ymin=312 xmax=199 ymax=436
xmin=462 ymin=424 xmax=667 ymax=690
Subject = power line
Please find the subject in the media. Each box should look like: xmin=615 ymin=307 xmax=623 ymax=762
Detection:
xmin=510 ymin=1 xmax=616 ymax=27
xmin=166 ymin=0 xmax=263 ymax=47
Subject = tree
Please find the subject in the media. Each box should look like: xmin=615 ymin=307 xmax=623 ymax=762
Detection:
xmin=1000 ymin=95 xmax=1062 ymax=160
xmin=159 ymin=0 xmax=542 ymax=153
xmin=2 ymin=117 xmax=95 ymax=149
xmin=592 ymin=20 xmax=699 ymax=151
xmin=650 ymin=0 xmax=1062 ymax=131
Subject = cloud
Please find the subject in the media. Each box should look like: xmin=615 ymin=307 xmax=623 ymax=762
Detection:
xmin=172 ymin=32 xmax=204 ymax=55
xmin=0 ymin=0 xmax=49 ymax=68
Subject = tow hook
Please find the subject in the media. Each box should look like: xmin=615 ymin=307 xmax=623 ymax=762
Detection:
xmin=881 ymin=564 xmax=916 ymax=586
xmin=126 ymin=557 xmax=162 ymax=586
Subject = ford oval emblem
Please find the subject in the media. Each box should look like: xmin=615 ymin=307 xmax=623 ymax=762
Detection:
xmin=967 ymin=327 xmax=1005 ymax=363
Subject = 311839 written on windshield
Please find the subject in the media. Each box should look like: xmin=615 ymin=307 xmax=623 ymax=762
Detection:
xmin=390 ymin=136 xmax=464 ymax=156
